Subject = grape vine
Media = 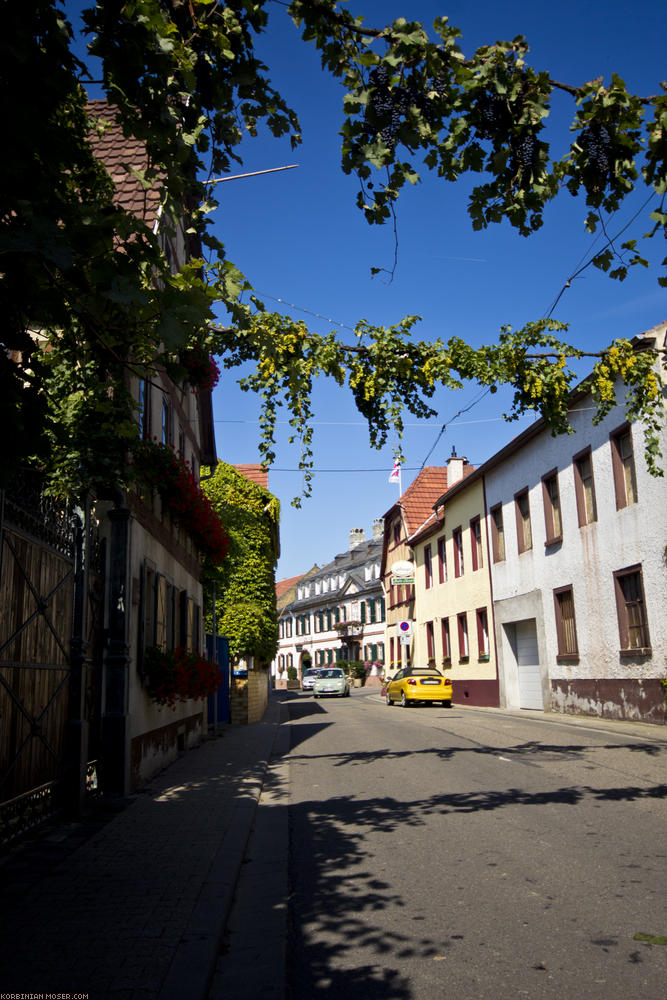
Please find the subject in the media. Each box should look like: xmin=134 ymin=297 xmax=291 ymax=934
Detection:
xmin=2 ymin=0 xmax=665 ymax=506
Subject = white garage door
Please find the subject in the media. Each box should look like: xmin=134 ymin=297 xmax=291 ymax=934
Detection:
xmin=515 ymin=619 xmax=543 ymax=710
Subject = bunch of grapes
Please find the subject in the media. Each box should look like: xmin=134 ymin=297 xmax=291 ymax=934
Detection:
xmin=513 ymin=132 xmax=539 ymax=177
xmin=473 ymin=91 xmax=511 ymax=141
xmin=362 ymin=66 xmax=449 ymax=148
xmin=579 ymin=123 xmax=614 ymax=177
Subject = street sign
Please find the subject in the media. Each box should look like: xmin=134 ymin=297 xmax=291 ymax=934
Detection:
xmin=391 ymin=576 xmax=414 ymax=585
xmin=399 ymin=635 xmax=411 ymax=646
xmin=398 ymin=620 xmax=412 ymax=637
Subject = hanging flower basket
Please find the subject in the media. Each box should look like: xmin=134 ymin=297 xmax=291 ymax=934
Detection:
xmin=133 ymin=440 xmax=229 ymax=562
xmin=178 ymin=348 xmax=221 ymax=391
xmin=144 ymin=646 xmax=222 ymax=708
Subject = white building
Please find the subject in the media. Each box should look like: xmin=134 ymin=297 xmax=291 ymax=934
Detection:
xmin=274 ymin=524 xmax=386 ymax=683
xmin=480 ymin=322 xmax=667 ymax=722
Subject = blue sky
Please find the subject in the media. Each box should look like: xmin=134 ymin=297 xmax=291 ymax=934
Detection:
xmin=66 ymin=1 xmax=666 ymax=579
xmin=207 ymin=0 xmax=665 ymax=579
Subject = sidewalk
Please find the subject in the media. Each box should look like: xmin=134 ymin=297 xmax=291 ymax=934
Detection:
xmin=0 ymin=694 xmax=289 ymax=1000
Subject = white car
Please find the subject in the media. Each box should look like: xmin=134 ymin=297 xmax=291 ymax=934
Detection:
xmin=313 ymin=668 xmax=351 ymax=699
xmin=301 ymin=667 xmax=322 ymax=691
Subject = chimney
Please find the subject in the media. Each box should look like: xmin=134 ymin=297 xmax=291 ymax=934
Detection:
xmin=349 ymin=528 xmax=366 ymax=550
xmin=372 ymin=518 xmax=384 ymax=540
xmin=447 ymin=445 xmax=466 ymax=486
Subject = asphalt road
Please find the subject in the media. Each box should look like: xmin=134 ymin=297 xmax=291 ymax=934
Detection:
xmin=284 ymin=690 xmax=667 ymax=1000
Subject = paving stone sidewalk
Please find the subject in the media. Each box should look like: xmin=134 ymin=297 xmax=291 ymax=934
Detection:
xmin=0 ymin=694 xmax=288 ymax=1000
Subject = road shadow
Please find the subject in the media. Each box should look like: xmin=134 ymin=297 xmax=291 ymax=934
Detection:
xmin=286 ymin=739 xmax=666 ymax=768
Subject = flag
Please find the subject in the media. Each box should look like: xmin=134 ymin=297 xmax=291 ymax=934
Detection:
xmin=388 ymin=461 xmax=401 ymax=484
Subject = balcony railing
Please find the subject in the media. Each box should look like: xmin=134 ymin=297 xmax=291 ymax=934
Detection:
xmin=334 ymin=620 xmax=362 ymax=636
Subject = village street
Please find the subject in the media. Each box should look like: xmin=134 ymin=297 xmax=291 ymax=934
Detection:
xmin=214 ymin=689 xmax=667 ymax=1000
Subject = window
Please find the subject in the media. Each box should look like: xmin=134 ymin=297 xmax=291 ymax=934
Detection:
xmin=490 ymin=505 xmax=505 ymax=562
xmin=457 ymin=613 xmax=469 ymax=661
xmin=141 ymin=562 xmax=156 ymax=660
xmin=542 ymin=470 xmax=563 ymax=545
xmin=470 ymin=516 xmax=483 ymax=571
xmin=476 ymin=608 xmax=489 ymax=658
xmin=183 ymin=596 xmax=200 ymax=652
xmin=437 ymin=536 xmax=447 ymax=583
xmin=389 ymin=636 xmax=395 ymax=666
xmin=177 ymin=424 xmax=185 ymax=458
xmin=453 ymin=527 xmax=464 ymax=577
xmin=138 ymin=379 xmax=151 ymax=439
xmin=424 ymin=544 xmax=433 ymax=589
xmin=514 ymin=489 xmax=532 ymax=553
xmin=553 ymin=586 xmax=578 ymax=658
xmin=425 ymin=621 xmax=435 ymax=661
xmin=574 ymin=448 xmax=597 ymax=526
xmin=161 ymin=395 xmax=171 ymax=446
xmin=611 ymin=425 xmax=638 ymax=509
xmin=393 ymin=520 xmax=401 ymax=544
xmin=441 ymin=618 xmax=451 ymax=663
xmin=155 ymin=574 xmax=171 ymax=651
xmin=613 ymin=566 xmax=650 ymax=653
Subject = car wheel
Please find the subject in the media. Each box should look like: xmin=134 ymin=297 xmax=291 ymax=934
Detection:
xmin=386 ymin=691 xmax=392 ymax=705
xmin=400 ymin=691 xmax=408 ymax=708
xmin=444 ymin=699 xmax=452 ymax=708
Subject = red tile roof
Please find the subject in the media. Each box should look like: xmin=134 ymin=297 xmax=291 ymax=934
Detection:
xmin=87 ymin=100 xmax=162 ymax=226
xmin=275 ymin=574 xmax=305 ymax=600
xmin=232 ymin=464 xmax=269 ymax=490
xmin=396 ymin=467 xmax=449 ymax=537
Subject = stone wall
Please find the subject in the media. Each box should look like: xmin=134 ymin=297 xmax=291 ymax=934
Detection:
xmin=230 ymin=671 xmax=269 ymax=724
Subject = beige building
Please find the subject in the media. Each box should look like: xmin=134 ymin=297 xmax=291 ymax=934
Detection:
xmin=409 ymin=456 xmax=499 ymax=707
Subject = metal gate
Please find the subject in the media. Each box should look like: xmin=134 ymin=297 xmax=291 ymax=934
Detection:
xmin=0 ymin=472 xmax=105 ymax=844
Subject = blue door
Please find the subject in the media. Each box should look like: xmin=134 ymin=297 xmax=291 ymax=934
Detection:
xmin=206 ymin=634 xmax=230 ymax=726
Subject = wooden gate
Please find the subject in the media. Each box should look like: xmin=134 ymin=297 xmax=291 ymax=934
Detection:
xmin=0 ymin=472 xmax=105 ymax=843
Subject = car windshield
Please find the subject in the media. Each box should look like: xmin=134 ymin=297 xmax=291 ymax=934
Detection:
xmin=409 ymin=668 xmax=443 ymax=677
xmin=319 ymin=669 xmax=343 ymax=679
xmin=304 ymin=669 xmax=319 ymax=677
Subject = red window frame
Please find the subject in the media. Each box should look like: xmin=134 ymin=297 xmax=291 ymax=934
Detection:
xmin=424 ymin=544 xmax=433 ymax=589
xmin=426 ymin=620 xmax=435 ymax=661
xmin=476 ymin=607 xmax=489 ymax=657
xmin=441 ymin=618 xmax=451 ymax=662
xmin=437 ymin=535 xmax=447 ymax=583
xmin=453 ymin=526 xmax=463 ymax=578
xmin=457 ymin=612 xmax=469 ymax=660
xmin=470 ymin=516 xmax=483 ymax=571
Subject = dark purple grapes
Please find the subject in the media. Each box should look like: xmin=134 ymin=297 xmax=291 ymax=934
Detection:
xmin=579 ymin=123 xmax=613 ymax=176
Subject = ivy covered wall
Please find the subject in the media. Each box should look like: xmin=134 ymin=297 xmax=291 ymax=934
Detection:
xmin=201 ymin=463 xmax=279 ymax=665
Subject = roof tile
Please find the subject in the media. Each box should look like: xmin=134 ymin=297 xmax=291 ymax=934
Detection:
xmin=87 ymin=100 xmax=162 ymax=227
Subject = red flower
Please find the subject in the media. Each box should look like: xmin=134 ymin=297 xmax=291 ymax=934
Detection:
xmin=144 ymin=646 xmax=222 ymax=708
xmin=133 ymin=441 xmax=229 ymax=562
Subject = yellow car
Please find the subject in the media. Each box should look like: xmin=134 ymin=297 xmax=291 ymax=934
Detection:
xmin=385 ymin=667 xmax=453 ymax=707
